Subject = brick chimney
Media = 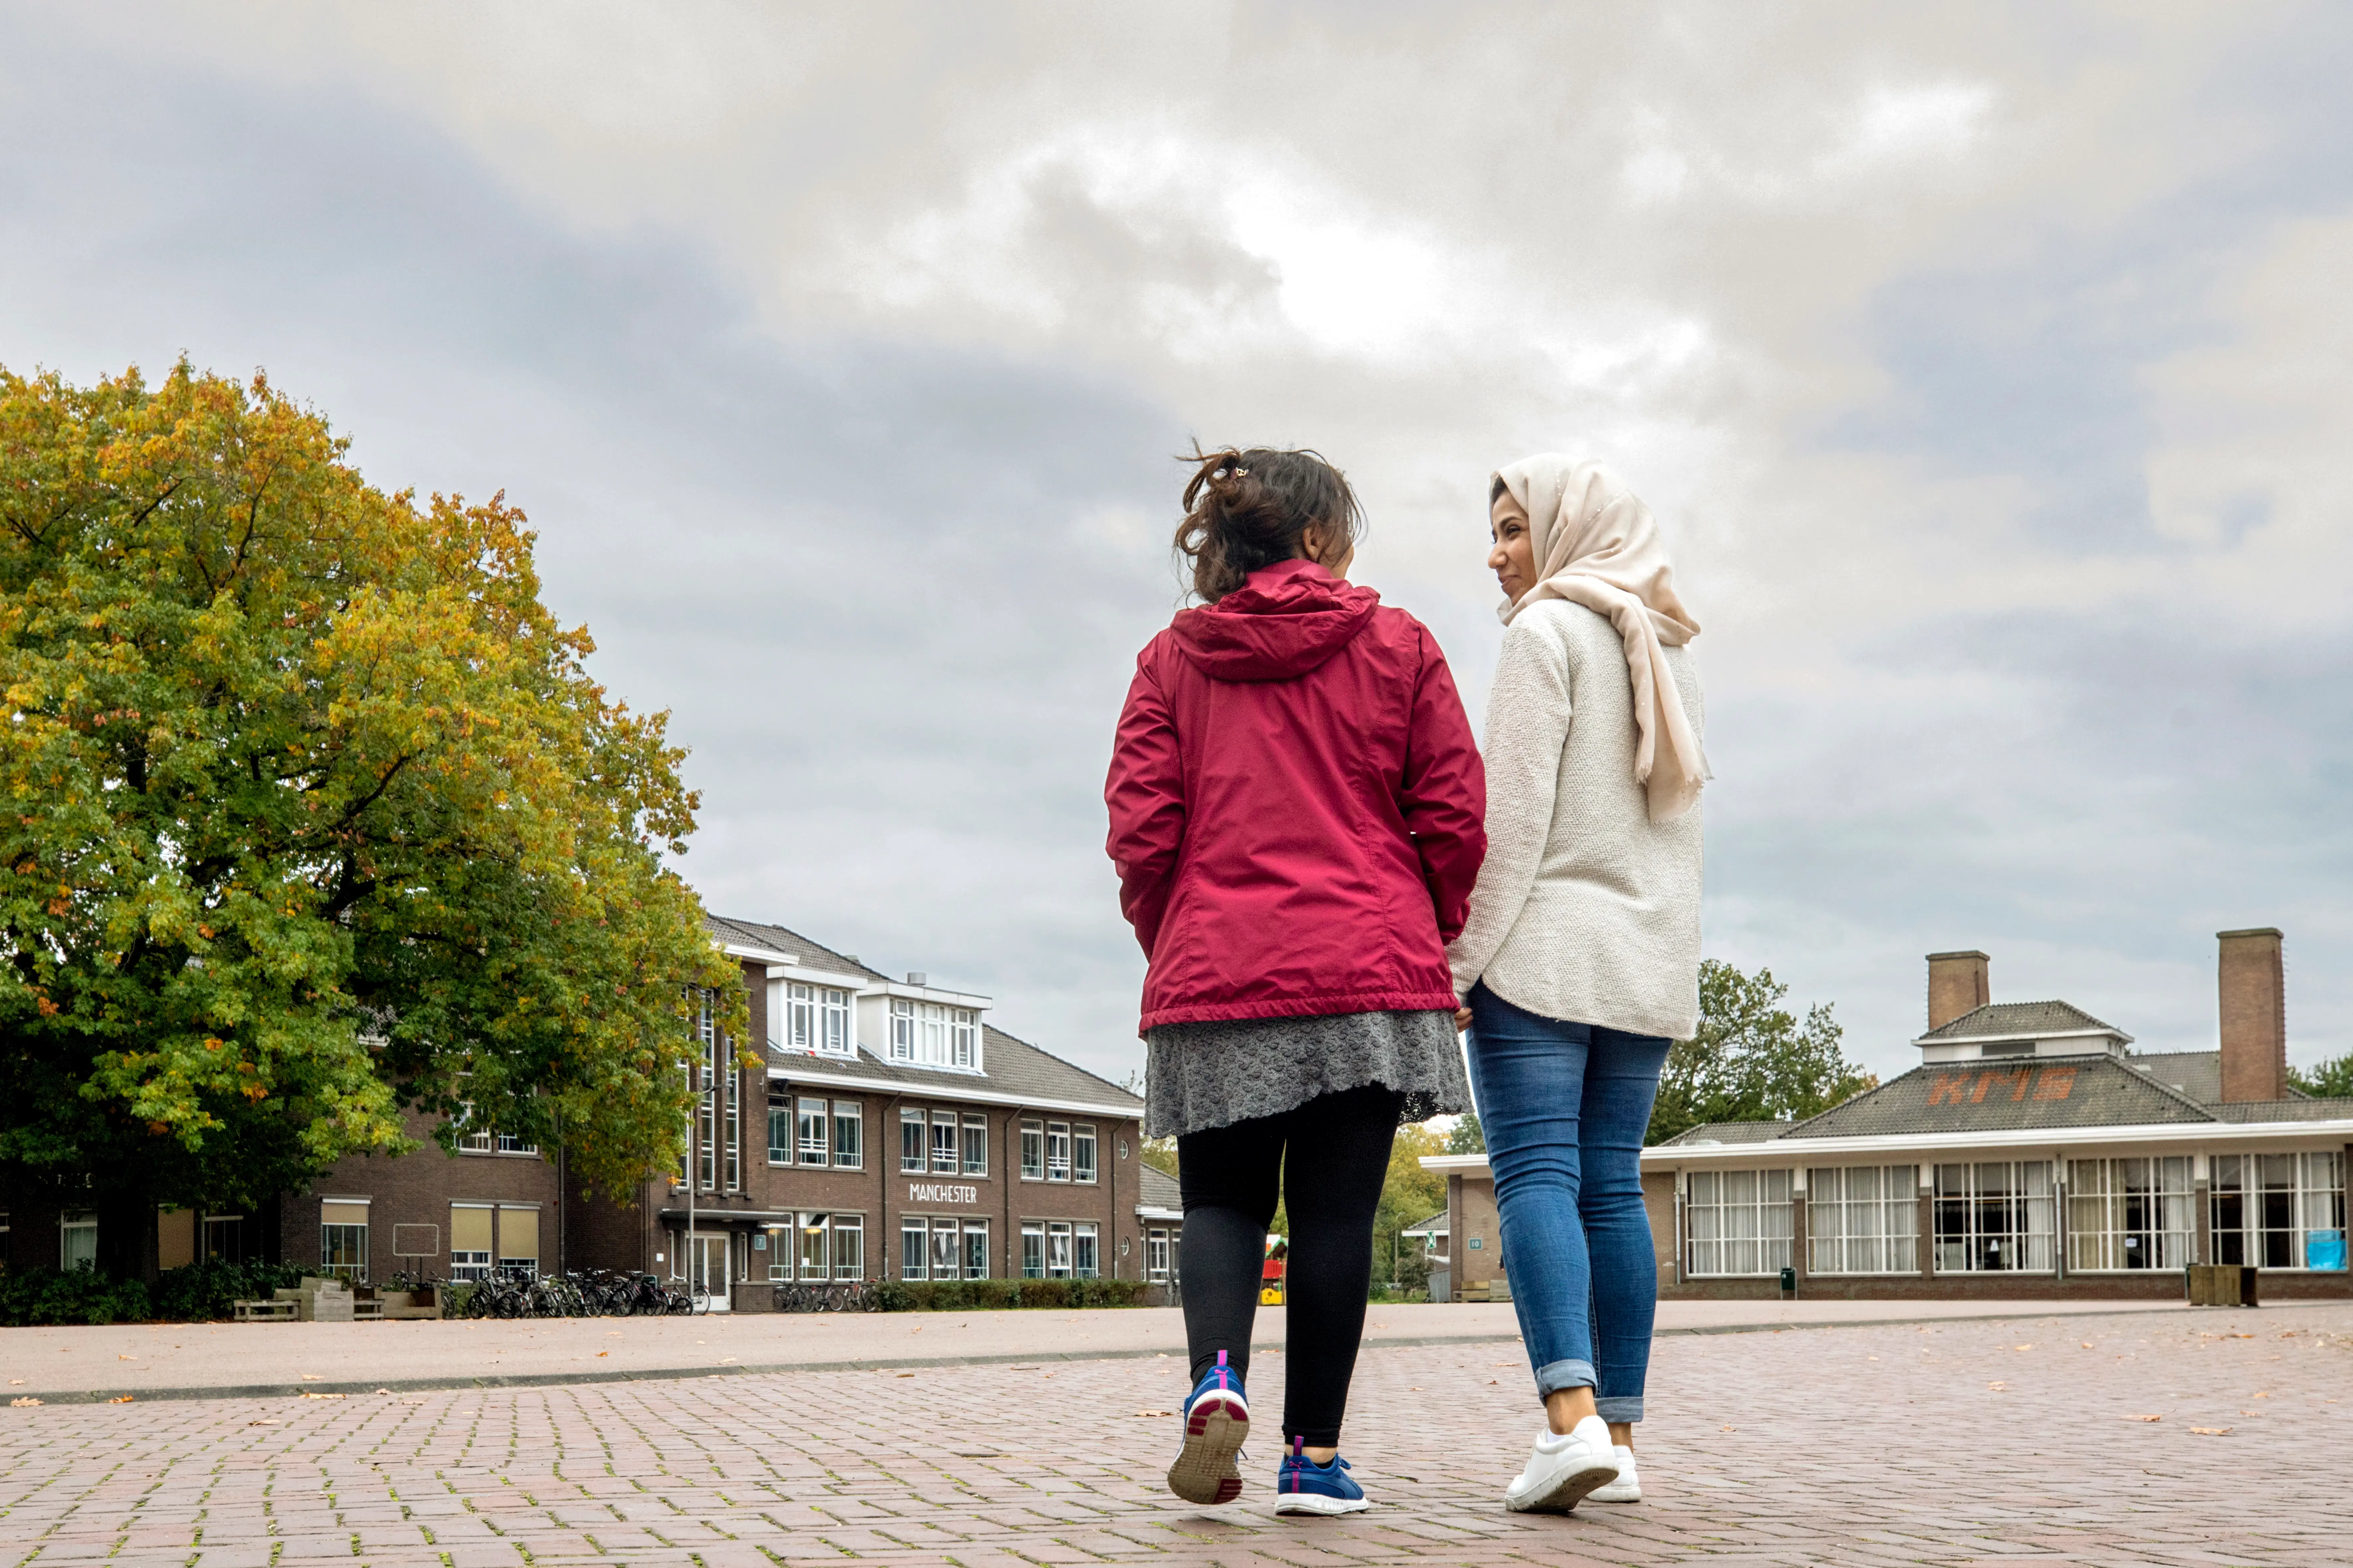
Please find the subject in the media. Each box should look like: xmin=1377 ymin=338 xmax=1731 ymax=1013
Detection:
xmin=1927 ymin=951 xmax=1991 ymax=1031
xmin=2217 ymin=928 xmax=2287 ymax=1102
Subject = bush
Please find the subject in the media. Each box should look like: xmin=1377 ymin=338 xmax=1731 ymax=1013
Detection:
xmin=870 ymin=1277 xmax=1151 ymax=1312
xmin=150 ymin=1259 xmax=307 ymax=1322
xmin=0 ymin=1265 xmax=153 ymax=1326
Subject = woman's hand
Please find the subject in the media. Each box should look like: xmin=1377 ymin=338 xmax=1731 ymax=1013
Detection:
xmin=1454 ymin=1005 xmax=1473 ymax=1033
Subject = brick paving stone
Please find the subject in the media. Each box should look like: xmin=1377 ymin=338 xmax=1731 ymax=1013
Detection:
xmin=3 ymin=1304 xmax=2349 ymax=1565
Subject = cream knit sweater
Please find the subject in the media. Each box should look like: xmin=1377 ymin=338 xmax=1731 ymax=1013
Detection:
xmin=1446 ymin=599 xmax=1705 ymax=1039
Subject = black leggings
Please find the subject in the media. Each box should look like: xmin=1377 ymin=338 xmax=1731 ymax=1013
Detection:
xmin=1177 ymin=1083 xmax=1401 ymax=1448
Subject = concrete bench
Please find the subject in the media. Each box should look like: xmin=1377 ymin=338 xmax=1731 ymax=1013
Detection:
xmin=233 ymin=1298 xmax=298 ymax=1322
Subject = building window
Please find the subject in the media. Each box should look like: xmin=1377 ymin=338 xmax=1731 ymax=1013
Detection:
xmin=887 ymin=997 xmax=983 ymax=1070
xmin=833 ymin=1215 xmax=864 ymax=1281
xmin=1073 ymin=1125 xmax=1098 ymax=1185
xmin=832 ymin=1102 xmax=862 ymax=1169
xmin=767 ymin=1098 xmax=790 ymax=1164
xmin=203 ymin=1215 xmax=246 ymax=1264
xmin=1021 ymin=1120 xmax=1044 ymax=1180
xmin=1147 ymin=1227 xmax=1172 ymax=1283
xmin=319 ymin=1201 xmax=371 ymax=1282
xmin=1933 ymin=1161 xmax=2055 ymax=1273
xmin=902 ymin=1217 xmax=988 ymax=1280
xmin=798 ymin=1214 xmax=841 ymax=1282
xmin=900 ymin=1108 xmax=926 ymax=1174
xmin=902 ymin=1217 xmax=928 ymax=1281
xmin=1073 ymin=1222 xmax=1099 ymax=1279
xmin=498 ymin=1205 xmax=540 ymax=1280
xmin=931 ymin=1218 xmax=959 ymax=1280
xmin=1021 ymin=1220 xmax=1046 ymax=1278
xmin=59 ymin=1213 xmax=98 ymax=1273
xmin=450 ymin=1205 xmax=494 ymax=1283
xmin=1046 ymin=1122 xmax=1072 ymax=1183
xmin=1686 ymin=1169 xmax=1792 ymax=1277
xmin=1806 ymin=1166 xmax=1919 ymax=1275
xmin=1046 ymin=1220 xmax=1075 ymax=1278
xmin=931 ymin=1112 xmax=959 ymax=1175
xmin=963 ymin=1116 xmax=988 ymax=1177
xmin=798 ymin=1097 xmax=829 ymax=1166
xmin=784 ymin=983 xmax=856 ymax=1056
xmin=2211 ymin=1152 xmax=2346 ymax=1270
xmin=764 ymin=1225 xmax=787 ymax=1281
xmin=2067 ymin=1157 xmax=2193 ymax=1271
xmin=963 ymin=1220 xmax=989 ymax=1279
xmin=686 ymin=987 xmax=740 ymax=1194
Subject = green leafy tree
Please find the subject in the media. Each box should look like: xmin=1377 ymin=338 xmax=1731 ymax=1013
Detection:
xmin=1646 ymin=959 xmax=1874 ymax=1146
xmin=2289 ymin=1054 xmax=2353 ymax=1099
xmin=1446 ymin=1111 xmax=1485 ymax=1153
xmin=1371 ymin=1121 xmax=1448 ymax=1288
xmin=0 ymin=362 xmax=744 ymax=1277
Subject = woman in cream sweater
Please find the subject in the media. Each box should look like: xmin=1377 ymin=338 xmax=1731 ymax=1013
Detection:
xmin=1446 ymin=455 xmax=1706 ymax=1515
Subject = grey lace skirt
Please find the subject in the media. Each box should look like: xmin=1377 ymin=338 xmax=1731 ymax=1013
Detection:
xmin=1144 ymin=1008 xmax=1470 ymax=1139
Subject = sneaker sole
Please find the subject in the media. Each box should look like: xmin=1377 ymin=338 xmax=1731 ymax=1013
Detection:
xmin=1273 ymin=1492 xmax=1371 ymax=1516
xmin=1587 ymin=1483 xmax=1642 ymax=1503
xmin=1167 ymin=1400 xmax=1247 ymax=1505
xmin=1504 ymin=1457 xmax=1621 ymax=1515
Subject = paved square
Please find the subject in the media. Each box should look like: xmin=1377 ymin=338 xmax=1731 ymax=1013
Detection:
xmin=3 ymin=1304 xmax=2347 ymax=1566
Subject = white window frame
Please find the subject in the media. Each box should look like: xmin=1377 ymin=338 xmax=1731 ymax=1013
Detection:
xmin=900 ymin=1108 xmax=926 ymax=1174
xmin=1047 ymin=1220 xmax=1074 ymax=1278
xmin=1073 ymin=1125 xmax=1097 ymax=1185
xmin=888 ymin=997 xmax=983 ymax=1070
xmin=59 ymin=1213 xmax=97 ymax=1273
xmin=1020 ymin=1119 xmax=1044 ymax=1180
xmin=832 ymin=1101 xmax=863 ymax=1170
xmin=1046 ymin=1122 xmax=1072 ymax=1184
xmin=962 ymin=1115 xmax=988 ymax=1177
xmin=1021 ymin=1220 xmax=1046 ymax=1278
xmin=2211 ymin=1151 xmax=2346 ymax=1271
xmin=962 ymin=1219 xmax=990 ymax=1280
xmin=1147 ymin=1227 xmax=1171 ymax=1283
xmin=1933 ymin=1161 xmax=2055 ymax=1274
xmin=798 ymin=1097 xmax=829 ymax=1166
xmin=901 ymin=1216 xmax=928 ymax=1281
xmin=766 ymin=1098 xmax=790 ymax=1165
xmin=2067 ymin=1156 xmax=2194 ymax=1272
xmin=1685 ymin=1169 xmax=1793 ymax=1278
xmin=1806 ymin=1165 xmax=1919 ymax=1276
xmin=833 ymin=1215 xmax=864 ymax=1281
xmin=1073 ymin=1222 xmax=1099 ymax=1279
xmin=931 ymin=1111 xmax=959 ymax=1175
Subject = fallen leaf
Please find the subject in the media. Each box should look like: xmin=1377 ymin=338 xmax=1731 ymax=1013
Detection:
xmin=11 ymin=1397 xmax=42 ymax=1407
xmin=1409 ymin=1386 xmax=1425 ymax=1391
xmin=1134 ymin=1409 xmax=1174 ymax=1417
xmin=248 ymin=1420 xmax=278 ymax=1426
xmin=299 ymin=1374 xmax=323 ymax=1382
xmin=375 ymin=1389 xmax=391 ymax=1396
xmin=118 ymin=1354 xmax=135 ymax=1361
xmin=2013 ymin=1344 xmax=2033 ymax=1352
xmin=298 ymin=1392 xmax=346 ymax=1400
xmin=1721 ymin=1424 xmax=1736 ymax=1432
xmin=1986 ymin=1381 xmax=2008 ymax=1391
xmin=597 ymin=1351 xmax=610 ymax=1358
xmin=896 ymin=1372 xmax=915 ymax=1378
xmin=2123 ymin=1414 xmax=2163 ymax=1423
xmin=2252 ymin=1391 xmax=2271 ymax=1399
xmin=1486 ymin=1379 xmax=1499 ymax=1385
xmin=107 ymin=1395 xmax=134 ymax=1404
xmin=6 ymin=1380 xmax=21 ymax=1386
xmin=2082 ymin=1342 xmax=2096 ymax=1349
xmin=2190 ymin=1427 xmax=2232 ymax=1436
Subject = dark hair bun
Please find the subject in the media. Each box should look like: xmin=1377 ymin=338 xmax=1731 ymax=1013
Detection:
xmin=1173 ymin=445 xmax=1362 ymax=603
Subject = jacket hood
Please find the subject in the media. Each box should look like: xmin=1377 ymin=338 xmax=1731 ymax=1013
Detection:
xmin=1170 ymin=559 xmax=1381 ymax=681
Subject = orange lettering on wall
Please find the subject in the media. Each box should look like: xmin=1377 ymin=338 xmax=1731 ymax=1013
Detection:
xmin=1928 ymin=1074 xmax=1970 ymax=1107
xmin=1970 ymin=1073 xmax=1999 ymax=1104
xmin=2009 ymin=1070 xmax=2034 ymax=1102
xmin=2033 ymin=1067 xmax=2077 ymax=1101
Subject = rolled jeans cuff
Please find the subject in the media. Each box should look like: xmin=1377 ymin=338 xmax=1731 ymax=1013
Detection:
xmin=1595 ymin=1395 xmax=1644 ymax=1423
xmin=1533 ymin=1358 xmax=1595 ymax=1398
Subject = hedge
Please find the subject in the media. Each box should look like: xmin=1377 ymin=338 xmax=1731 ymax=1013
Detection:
xmin=0 ymin=1260 xmax=311 ymax=1327
xmin=868 ymin=1277 xmax=1153 ymax=1311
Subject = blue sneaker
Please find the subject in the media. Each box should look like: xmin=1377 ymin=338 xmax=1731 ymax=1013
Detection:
xmin=1274 ymin=1436 xmax=1370 ymax=1515
xmin=1167 ymin=1349 xmax=1248 ymax=1505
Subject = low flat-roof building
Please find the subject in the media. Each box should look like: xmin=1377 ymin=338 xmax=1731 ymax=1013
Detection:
xmin=1425 ymin=929 xmax=2352 ymax=1301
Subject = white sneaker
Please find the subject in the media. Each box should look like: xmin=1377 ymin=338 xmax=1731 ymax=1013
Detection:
xmin=1587 ymin=1444 xmax=1641 ymax=1503
xmin=1503 ymin=1416 xmax=1621 ymax=1514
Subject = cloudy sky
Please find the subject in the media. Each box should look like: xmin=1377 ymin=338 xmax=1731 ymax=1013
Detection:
xmin=4 ymin=3 xmax=2347 ymax=1085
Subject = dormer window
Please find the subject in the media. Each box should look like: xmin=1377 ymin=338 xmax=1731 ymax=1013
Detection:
xmin=784 ymin=983 xmax=853 ymax=1056
xmin=889 ymin=997 xmax=981 ymax=1070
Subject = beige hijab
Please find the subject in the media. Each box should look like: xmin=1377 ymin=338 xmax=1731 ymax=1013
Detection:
xmin=1495 ymin=455 xmax=1708 ymax=822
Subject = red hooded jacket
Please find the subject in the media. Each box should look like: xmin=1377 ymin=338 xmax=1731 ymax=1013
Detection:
xmin=1105 ymin=559 xmax=1486 ymax=1034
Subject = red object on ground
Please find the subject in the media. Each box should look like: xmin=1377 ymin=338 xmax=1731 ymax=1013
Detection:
xmin=1106 ymin=559 xmax=1486 ymax=1033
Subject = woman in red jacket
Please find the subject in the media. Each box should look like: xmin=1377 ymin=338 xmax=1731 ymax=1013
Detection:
xmin=1107 ymin=447 xmax=1486 ymax=1514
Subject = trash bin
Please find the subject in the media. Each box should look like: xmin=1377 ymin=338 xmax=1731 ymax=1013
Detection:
xmin=1778 ymin=1265 xmax=1796 ymax=1296
xmin=2185 ymin=1264 xmax=2259 ymax=1306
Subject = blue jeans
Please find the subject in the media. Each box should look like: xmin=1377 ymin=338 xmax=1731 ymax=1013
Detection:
xmin=1465 ymin=981 xmax=1671 ymax=1423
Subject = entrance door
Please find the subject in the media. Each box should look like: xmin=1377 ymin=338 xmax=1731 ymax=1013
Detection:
xmin=687 ymin=1232 xmax=733 ymax=1312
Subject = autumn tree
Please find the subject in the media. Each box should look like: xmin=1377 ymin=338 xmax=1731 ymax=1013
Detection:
xmin=0 ymin=362 xmax=744 ymax=1278
xmin=1646 ymin=959 xmax=1873 ymax=1146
